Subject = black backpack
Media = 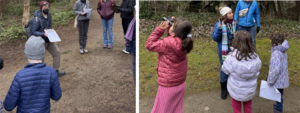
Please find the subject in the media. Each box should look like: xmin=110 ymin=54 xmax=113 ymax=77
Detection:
xmin=25 ymin=17 xmax=43 ymax=39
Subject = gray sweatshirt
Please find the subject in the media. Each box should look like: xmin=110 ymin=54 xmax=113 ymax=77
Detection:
xmin=73 ymin=0 xmax=92 ymax=21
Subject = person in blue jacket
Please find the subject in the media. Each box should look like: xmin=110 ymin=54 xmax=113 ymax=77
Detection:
xmin=3 ymin=36 xmax=62 ymax=113
xmin=31 ymin=1 xmax=66 ymax=77
xmin=234 ymin=0 xmax=260 ymax=50
xmin=212 ymin=6 xmax=240 ymax=100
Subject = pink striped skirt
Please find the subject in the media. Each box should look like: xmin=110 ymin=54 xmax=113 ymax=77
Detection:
xmin=151 ymin=82 xmax=186 ymax=113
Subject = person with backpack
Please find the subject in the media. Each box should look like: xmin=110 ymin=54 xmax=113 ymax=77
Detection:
xmin=118 ymin=0 xmax=135 ymax=54
xmin=3 ymin=36 xmax=62 ymax=113
xmin=234 ymin=0 xmax=260 ymax=51
xmin=31 ymin=1 xmax=66 ymax=77
xmin=73 ymin=0 xmax=92 ymax=54
xmin=97 ymin=0 xmax=116 ymax=49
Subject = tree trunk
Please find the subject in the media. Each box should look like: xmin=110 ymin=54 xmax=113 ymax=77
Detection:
xmin=277 ymin=1 xmax=283 ymax=18
xmin=70 ymin=0 xmax=75 ymax=8
xmin=22 ymin=0 xmax=30 ymax=26
xmin=296 ymin=1 xmax=300 ymax=22
xmin=272 ymin=1 xmax=278 ymax=18
xmin=0 ymin=0 xmax=4 ymax=15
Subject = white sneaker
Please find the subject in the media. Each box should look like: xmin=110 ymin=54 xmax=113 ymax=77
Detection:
xmin=80 ymin=49 xmax=84 ymax=54
xmin=84 ymin=49 xmax=88 ymax=53
xmin=122 ymin=49 xmax=129 ymax=54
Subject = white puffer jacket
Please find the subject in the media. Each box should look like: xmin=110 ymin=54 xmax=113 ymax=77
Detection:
xmin=222 ymin=49 xmax=262 ymax=101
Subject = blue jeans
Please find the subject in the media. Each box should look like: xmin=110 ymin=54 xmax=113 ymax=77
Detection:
xmin=276 ymin=89 xmax=284 ymax=112
xmin=218 ymin=50 xmax=229 ymax=82
xmin=131 ymin=52 xmax=136 ymax=86
xmin=101 ymin=18 xmax=114 ymax=46
xmin=239 ymin=26 xmax=256 ymax=50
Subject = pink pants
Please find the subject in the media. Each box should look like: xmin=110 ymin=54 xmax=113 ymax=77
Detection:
xmin=231 ymin=98 xmax=252 ymax=113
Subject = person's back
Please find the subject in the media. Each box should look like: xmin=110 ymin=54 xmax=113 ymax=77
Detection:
xmin=3 ymin=36 xmax=62 ymax=113
xmin=222 ymin=31 xmax=261 ymax=113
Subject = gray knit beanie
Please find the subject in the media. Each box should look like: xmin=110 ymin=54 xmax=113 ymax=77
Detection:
xmin=24 ymin=36 xmax=45 ymax=60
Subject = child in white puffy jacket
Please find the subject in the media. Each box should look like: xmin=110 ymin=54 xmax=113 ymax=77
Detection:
xmin=222 ymin=30 xmax=262 ymax=113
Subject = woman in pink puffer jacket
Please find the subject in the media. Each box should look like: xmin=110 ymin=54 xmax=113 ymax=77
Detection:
xmin=146 ymin=17 xmax=193 ymax=113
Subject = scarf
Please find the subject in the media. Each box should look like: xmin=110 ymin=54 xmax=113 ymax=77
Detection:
xmin=221 ymin=20 xmax=236 ymax=61
xmin=125 ymin=16 xmax=136 ymax=46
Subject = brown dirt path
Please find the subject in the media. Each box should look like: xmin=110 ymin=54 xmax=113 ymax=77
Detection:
xmin=0 ymin=1 xmax=135 ymax=113
xmin=140 ymin=86 xmax=300 ymax=113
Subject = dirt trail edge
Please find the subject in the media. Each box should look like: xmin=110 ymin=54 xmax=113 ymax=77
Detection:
xmin=0 ymin=1 xmax=135 ymax=113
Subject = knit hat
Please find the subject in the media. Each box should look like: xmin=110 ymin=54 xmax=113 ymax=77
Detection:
xmin=40 ymin=1 xmax=50 ymax=10
xmin=24 ymin=36 xmax=45 ymax=60
xmin=220 ymin=7 xmax=232 ymax=16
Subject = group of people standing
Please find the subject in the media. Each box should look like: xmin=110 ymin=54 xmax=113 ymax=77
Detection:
xmin=147 ymin=0 xmax=289 ymax=113
xmin=0 ymin=0 xmax=136 ymax=112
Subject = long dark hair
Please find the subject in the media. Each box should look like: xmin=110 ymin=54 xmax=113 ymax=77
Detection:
xmin=270 ymin=33 xmax=285 ymax=47
xmin=231 ymin=30 xmax=257 ymax=61
xmin=172 ymin=17 xmax=193 ymax=53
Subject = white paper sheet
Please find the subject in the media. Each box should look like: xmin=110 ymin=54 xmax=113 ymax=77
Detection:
xmin=83 ymin=8 xmax=92 ymax=14
xmin=45 ymin=29 xmax=61 ymax=42
xmin=259 ymin=80 xmax=281 ymax=102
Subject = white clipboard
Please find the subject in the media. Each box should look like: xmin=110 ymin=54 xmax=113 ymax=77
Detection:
xmin=45 ymin=29 xmax=61 ymax=42
xmin=83 ymin=8 xmax=92 ymax=14
xmin=259 ymin=80 xmax=281 ymax=102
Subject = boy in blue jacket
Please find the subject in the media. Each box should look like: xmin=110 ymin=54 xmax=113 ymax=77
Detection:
xmin=3 ymin=36 xmax=62 ymax=113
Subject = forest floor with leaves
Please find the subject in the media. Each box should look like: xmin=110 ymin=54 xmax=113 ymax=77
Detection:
xmin=0 ymin=0 xmax=135 ymax=113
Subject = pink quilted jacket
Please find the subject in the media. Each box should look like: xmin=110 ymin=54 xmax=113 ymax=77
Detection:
xmin=145 ymin=27 xmax=187 ymax=87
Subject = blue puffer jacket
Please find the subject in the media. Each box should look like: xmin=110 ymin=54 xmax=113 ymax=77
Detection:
xmin=3 ymin=63 xmax=62 ymax=113
xmin=31 ymin=10 xmax=52 ymax=43
xmin=212 ymin=21 xmax=240 ymax=52
xmin=234 ymin=0 xmax=260 ymax=27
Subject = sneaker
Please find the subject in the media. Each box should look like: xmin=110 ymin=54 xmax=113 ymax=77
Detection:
xmin=122 ymin=49 xmax=129 ymax=54
xmin=84 ymin=49 xmax=88 ymax=53
xmin=107 ymin=45 xmax=113 ymax=49
xmin=80 ymin=49 xmax=84 ymax=54
xmin=56 ymin=70 xmax=66 ymax=77
xmin=103 ymin=45 xmax=107 ymax=48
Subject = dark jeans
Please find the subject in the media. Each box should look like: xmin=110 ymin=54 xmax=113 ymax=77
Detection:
xmin=276 ymin=89 xmax=284 ymax=112
xmin=78 ymin=20 xmax=90 ymax=49
xmin=218 ymin=50 xmax=229 ymax=82
xmin=239 ymin=26 xmax=256 ymax=51
xmin=131 ymin=52 xmax=136 ymax=86
xmin=122 ymin=18 xmax=133 ymax=52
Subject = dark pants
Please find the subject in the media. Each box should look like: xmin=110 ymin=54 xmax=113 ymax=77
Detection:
xmin=131 ymin=52 xmax=136 ymax=86
xmin=122 ymin=18 xmax=133 ymax=52
xmin=218 ymin=50 xmax=229 ymax=82
xmin=276 ymin=89 xmax=284 ymax=112
xmin=78 ymin=20 xmax=90 ymax=49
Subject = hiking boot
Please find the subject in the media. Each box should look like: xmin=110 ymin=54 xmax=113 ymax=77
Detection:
xmin=84 ymin=49 xmax=88 ymax=53
xmin=56 ymin=70 xmax=66 ymax=77
xmin=80 ymin=49 xmax=84 ymax=54
xmin=122 ymin=49 xmax=129 ymax=54
xmin=221 ymin=82 xmax=228 ymax=99
xmin=108 ymin=45 xmax=113 ymax=49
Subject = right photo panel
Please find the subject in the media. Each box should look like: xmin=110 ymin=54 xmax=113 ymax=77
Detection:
xmin=139 ymin=1 xmax=300 ymax=113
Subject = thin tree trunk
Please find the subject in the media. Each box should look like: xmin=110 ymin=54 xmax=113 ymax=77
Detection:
xmin=0 ymin=0 xmax=4 ymax=15
xmin=277 ymin=1 xmax=283 ymax=18
xmin=22 ymin=0 xmax=30 ymax=26
xmin=296 ymin=1 xmax=300 ymax=22
xmin=272 ymin=1 xmax=278 ymax=18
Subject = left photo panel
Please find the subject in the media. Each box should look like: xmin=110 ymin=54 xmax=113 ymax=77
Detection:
xmin=0 ymin=0 xmax=136 ymax=112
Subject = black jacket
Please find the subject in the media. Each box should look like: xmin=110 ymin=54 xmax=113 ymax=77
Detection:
xmin=0 ymin=57 xmax=3 ymax=70
xmin=119 ymin=0 xmax=135 ymax=19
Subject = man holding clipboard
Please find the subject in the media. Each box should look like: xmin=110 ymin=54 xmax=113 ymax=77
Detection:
xmin=73 ymin=0 xmax=92 ymax=54
xmin=31 ymin=1 xmax=66 ymax=77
